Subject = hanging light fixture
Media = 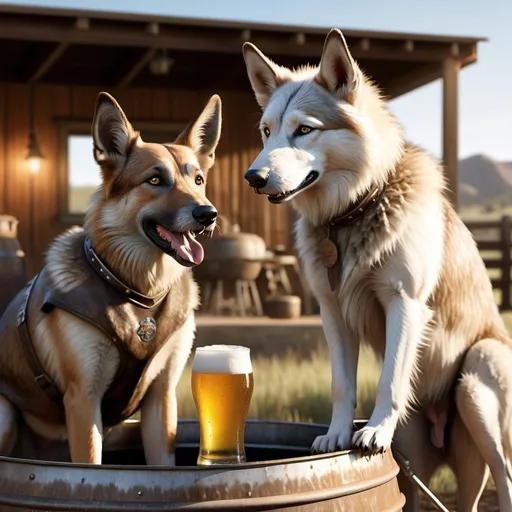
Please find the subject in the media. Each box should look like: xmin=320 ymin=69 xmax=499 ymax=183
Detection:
xmin=25 ymin=83 xmax=44 ymax=174
xmin=149 ymin=49 xmax=174 ymax=76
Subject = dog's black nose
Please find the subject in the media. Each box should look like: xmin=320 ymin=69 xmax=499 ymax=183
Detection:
xmin=245 ymin=168 xmax=269 ymax=188
xmin=192 ymin=205 xmax=218 ymax=226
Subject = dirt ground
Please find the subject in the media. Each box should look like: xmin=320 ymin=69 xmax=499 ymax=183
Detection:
xmin=420 ymin=490 xmax=499 ymax=511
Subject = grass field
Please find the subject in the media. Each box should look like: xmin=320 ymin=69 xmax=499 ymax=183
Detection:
xmin=177 ymin=343 xmax=380 ymax=423
xmin=176 ymin=312 xmax=512 ymax=495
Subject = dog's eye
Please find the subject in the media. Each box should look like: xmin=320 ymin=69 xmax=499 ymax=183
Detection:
xmin=195 ymin=174 xmax=204 ymax=186
xmin=262 ymin=126 xmax=270 ymax=138
xmin=297 ymin=125 xmax=314 ymax=136
xmin=147 ymin=176 xmax=161 ymax=186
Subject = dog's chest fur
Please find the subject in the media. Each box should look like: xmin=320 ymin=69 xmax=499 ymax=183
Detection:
xmin=20 ymin=227 xmax=199 ymax=438
xmin=295 ymin=147 xmax=508 ymax=403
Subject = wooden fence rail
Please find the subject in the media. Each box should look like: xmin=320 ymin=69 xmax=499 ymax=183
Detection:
xmin=465 ymin=215 xmax=512 ymax=310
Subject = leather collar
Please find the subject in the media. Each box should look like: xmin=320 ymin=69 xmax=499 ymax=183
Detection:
xmin=326 ymin=183 xmax=386 ymax=230
xmin=83 ymin=237 xmax=168 ymax=309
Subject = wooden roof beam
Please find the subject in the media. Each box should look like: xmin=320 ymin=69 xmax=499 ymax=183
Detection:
xmin=357 ymin=38 xmax=371 ymax=52
xmin=146 ymin=22 xmax=159 ymax=35
xmin=0 ymin=17 xmax=479 ymax=64
xmin=0 ymin=4 xmax=487 ymax=47
xmin=117 ymin=48 xmax=157 ymax=88
xmin=384 ymin=62 xmax=441 ymax=99
xmin=116 ymin=20 xmax=162 ymax=88
xmin=383 ymin=48 xmax=476 ymax=100
xmin=29 ymin=41 xmax=69 ymax=82
xmin=293 ymin=33 xmax=306 ymax=45
xmin=403 ymin=39 xmax=414 ymax=53
xmin=75 ymin=17 xmax=90 ymax=30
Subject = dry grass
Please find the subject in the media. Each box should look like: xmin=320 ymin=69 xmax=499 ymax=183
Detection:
xmin=177 ymin=344 xmax=380 ymax=423
xmin=176 ymin=310 xmax=512 ymax=495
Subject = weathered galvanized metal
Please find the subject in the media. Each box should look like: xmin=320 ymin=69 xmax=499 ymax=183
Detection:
xmin=0 ymin=419 xmax=405 ymax=511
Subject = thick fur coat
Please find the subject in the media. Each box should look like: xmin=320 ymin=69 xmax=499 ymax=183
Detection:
xmin=242 ymin=29 xmax=512 ymax=511
xmin=0 ymin=92 xmax=222 ymax=465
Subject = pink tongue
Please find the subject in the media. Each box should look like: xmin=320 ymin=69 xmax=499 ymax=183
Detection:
xmin=156 ymin=226 xmax=204 ymax=265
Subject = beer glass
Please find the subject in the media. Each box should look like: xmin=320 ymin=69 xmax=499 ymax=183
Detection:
xmin=191 ymin=345 xmax=254 ymax=465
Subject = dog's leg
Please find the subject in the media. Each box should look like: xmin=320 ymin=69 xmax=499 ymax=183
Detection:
xmin=140 ymin=366 xmax=179 ymax=466
xmin=353 ymin=290 xmax=424 ymax=453
xmin=392 ymin=411 xmax=442 ymax=512
xmin=0 ymin=395 xmax=17 ymax=456
xmin=448 ymin=413 xmax=488 ymax=512
xmin=311 ymin=296 xmax=359 ymax=453
xmin=140 ymin=315 xmax=194 ymax=466
xmin=63 ymin=383 xmax=103 ymax=464
xmin=456 ymin=345 xmax=512 ymax=512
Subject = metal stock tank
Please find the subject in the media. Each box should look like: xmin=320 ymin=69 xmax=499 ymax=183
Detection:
xmin=0 ymin=420 xmax=405 ymax=511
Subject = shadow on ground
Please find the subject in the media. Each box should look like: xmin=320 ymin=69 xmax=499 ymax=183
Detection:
xmin=420 ymin=490 xmax=498 ymax=511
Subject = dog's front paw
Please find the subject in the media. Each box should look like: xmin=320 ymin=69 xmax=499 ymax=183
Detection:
xmin=311 ymin=424 xmax=352 ymax=454
xmin=351 ymin=421 xmax=395 ymax=455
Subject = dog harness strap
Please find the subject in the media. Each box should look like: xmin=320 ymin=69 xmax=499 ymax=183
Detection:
xmin=9 ymin=231 xmax=193 ymax=428
xmin=16 ymin=274 xmax=63 ymax=407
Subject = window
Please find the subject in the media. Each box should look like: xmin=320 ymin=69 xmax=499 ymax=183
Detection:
xmin=58 ymin=121 xmax=183 ymax=221
xmin=68 ymin=134 xmax=100 ymax=214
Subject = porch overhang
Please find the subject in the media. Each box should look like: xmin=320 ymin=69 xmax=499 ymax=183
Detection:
xmin=0 ymin=3 xmax=485 ymax=100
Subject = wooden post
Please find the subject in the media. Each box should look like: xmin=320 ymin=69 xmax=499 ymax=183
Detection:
xmin=442 ymin=57 xmax=460 ymax=209
xmin=501 ymin=215 xmax=512 ymax=310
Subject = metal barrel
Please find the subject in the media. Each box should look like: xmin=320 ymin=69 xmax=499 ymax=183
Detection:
xmin=0 ymin=215 xmax=27 ymax=319
xmin=0 ymin=419 xmax=405 ymax=511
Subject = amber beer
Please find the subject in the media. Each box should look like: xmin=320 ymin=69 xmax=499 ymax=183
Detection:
xmin=192 ymin=345 xmax=254 ymax=465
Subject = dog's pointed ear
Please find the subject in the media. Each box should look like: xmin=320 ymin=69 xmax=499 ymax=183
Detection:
xmin=243 ymin=42 xmax=290 ymax=109
xmin=174 ymin=94 xmax=222 ymax=171
xmin=315 ymin=29 xmax=361 ymax=103
xmin=92 ymin=92 xmax=138 ymax=175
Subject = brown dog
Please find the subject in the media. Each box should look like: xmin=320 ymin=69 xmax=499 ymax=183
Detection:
xmin=0 ymin=91 xmax=221 ymax=464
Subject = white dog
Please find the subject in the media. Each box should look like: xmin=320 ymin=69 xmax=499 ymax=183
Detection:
xmin=242 ymin=28 xmax=512 ymax=511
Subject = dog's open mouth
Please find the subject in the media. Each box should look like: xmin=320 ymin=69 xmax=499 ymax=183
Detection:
xmin=143 ymin=221 xmax=205 ymax=267
xmin=267 ymin=171 xmax=319 ymax=204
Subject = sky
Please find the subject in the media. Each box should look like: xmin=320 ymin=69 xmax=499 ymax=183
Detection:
xmin=7 ymin=0 xmax=512 ymax=188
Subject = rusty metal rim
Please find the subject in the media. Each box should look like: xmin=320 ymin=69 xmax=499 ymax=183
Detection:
xmin=0 ymin=420 xmax=367 ymax=471
xmin=0 ymin=462 xmax=400 ymax=511
xmin=0 ymin=446 xmax=352 ymax=471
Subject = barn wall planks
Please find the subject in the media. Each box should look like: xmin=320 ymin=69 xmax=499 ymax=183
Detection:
xmin=0 ymin=84 xmax=292 ymax=277
xmin=0 ymin=85 xmax=6 ymax=214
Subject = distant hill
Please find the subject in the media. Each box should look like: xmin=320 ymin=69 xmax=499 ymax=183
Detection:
xmin=459 ymin=154 xmax=512 ymax=206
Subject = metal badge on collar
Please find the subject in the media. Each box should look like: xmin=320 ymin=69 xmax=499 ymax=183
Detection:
xmin=137 ymin=317 xmax=157 ymax=342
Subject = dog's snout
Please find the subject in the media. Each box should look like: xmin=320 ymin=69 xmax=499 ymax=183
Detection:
xmin=192 ymin=205 xmax=218 ymax=226
xmin=245 ymin=168 xmax=269 ymax=188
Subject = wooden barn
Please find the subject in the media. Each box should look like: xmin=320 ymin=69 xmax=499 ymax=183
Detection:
xmin=0 ymin=4 xmax=484 ymax=278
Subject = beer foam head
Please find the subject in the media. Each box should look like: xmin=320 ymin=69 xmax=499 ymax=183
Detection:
xmin=192 ymin=345 xmax=253 ymax=374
